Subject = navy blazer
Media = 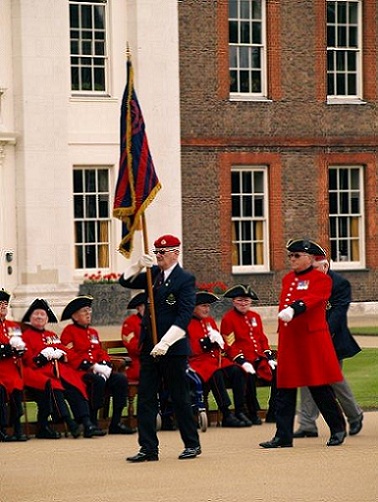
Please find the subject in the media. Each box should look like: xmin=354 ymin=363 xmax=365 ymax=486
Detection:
xmin=119 ymin=264 xmax=196 ymax=356
xmin=327 ymin=270 xmax=361 ymax=360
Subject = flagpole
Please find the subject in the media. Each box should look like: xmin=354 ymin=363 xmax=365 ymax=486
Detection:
xmin=141 ymin=213 xmax=158 ymax=346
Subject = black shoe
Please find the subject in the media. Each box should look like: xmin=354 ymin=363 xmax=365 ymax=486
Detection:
xmin=235 ymin=412 xmax=253 ymax=427
xmin=84 ymin=425 xmax=107 ymax=438
xmin=0 ymin=430 xmax=18 ymax=442
xmin=327 ymin=431 xmax=346 ymax=446
xmin=259 ymin=437 xmax=293 ymax=448
xmin=67 ymin=420 xmax=81 ymax=439
xmin=222 ymin=414 xmax=245 ymax=428
xmin=36 ymin=426 xmax=61 ymax=439
xmin=349 ymin=414 xmax=363 ymax=436
xmin=109 ymin=423 xmax=136 ymax=435
xmin=126 ymin=450 xmax=159 ymax=462
xmin=178 ymin=446 xmax=202 ymax=460
xmin=251 ymin=416 xmax=263 ymax=425
xmin=11 ymin=433 xmax=29 ymax=442
xmin=293 ymin=429 xmax=319 ymax=438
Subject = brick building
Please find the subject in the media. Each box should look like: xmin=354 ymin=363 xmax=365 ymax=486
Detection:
xmin=179 ymin=0 xmax=377 ymax=304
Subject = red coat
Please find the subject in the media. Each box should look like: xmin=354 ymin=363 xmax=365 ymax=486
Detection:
xmin=277 ymin=268 xmax=343 ymax=388
xmin=22 ymin=326 xmax=87 ymax=397
xmin=220 ymin=309 xmax=273 ymax=382
xmin=60 ymin=323 xmax=110 ymax=376
xmin=0 ymin=320 xmax=23 ymax=395
xmin=121 ymin=313 xmax=141 ymax=382
xmin=187 ymin=316 xmax=233 ymax=383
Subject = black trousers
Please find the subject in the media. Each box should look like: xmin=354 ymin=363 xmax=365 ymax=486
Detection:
xmin=83 ymin=372 xmax=128 ymax=423
xmin=137 ymin=353 xmax=200 ymax=453
xmin=275 ymin=385 xmax=346 ymax=441
xmin=210 ymin=365 xmax=246 ymax=414
xmin=0 ymin=386 xmax=23 ymax=428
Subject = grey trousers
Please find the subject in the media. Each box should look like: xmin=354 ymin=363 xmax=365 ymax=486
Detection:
xmin=297 ymin=363 xmax=362 ymax=432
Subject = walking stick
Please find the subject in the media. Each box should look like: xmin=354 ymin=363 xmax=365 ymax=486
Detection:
xmin=18 ymin=359 xmax=30 ymax=438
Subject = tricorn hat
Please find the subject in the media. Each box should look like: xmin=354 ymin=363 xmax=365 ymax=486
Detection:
xmin=61 ymin=296 xmax=93 ymax=321
xmin=223 ymin=285 xmax=259 ymax=301
xmin=195 ymin=292 xmax=219 ymax=305
xmin=153 ymin=234 xmax=181 ymax=248
xmin=127 ymin=292 xmax=147 ymax=309
xmin=0 ymin=289 xmax=11 ymax=302
xmin=286 ymin=238 xmax=326 ymax=257
xmin=21 ymin=298 xmax=58 ymax=323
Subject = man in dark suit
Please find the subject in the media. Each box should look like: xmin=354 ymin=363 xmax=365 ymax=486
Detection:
xmin=119 ymin=234 xmax=201 ymax=462
xmin=294 ymin=258 xmax=363 ymax=438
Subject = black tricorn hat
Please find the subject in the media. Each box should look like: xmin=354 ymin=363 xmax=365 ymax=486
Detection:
xmin=0 ymin=289 xmax=11 ymax=302
xmin=21 ymin=298 xmax=58 ymax=323
xmin=223 ymin=285 xmax=259 ymax=301
xmin=195 ymin=292 xmax=219 ymax=305
xmin=61 ymin=296 xmax=93 ymax=321
xmin=127 ymin=292 xmax=147 ymax=309
xmin=286 ymin=238 xmax=326 ymax=256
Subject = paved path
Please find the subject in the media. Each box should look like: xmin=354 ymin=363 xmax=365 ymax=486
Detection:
xmin=1 ymin=411 xmax=377 ymax=502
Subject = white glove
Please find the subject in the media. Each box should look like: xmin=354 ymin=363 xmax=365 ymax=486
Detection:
xmin=138 ymin=253 xmax=154 ymax=269
xmin=92 ymin=362 xmax=112 ymax=380
xmin=278 ymin=306 xmax=295 ymax=322
xmin=150 ymin=325 xmax=186 ymax=357
xmin=268 ymin=359 xmax=277 ymax=370
xmin=9 ymin=336 xmax=26 ymax=350
xmin=242 ymin=362 xmax=256 ymax=375
xmin=40 ymin=347 xmax=55 ymax=360
xmin=52 ymin=348 xmax=66 ymax=360
xmin=208 ymin=328 xmax=225 ymax=349
xmin=123 ymin=254 xmax=154 ymax=280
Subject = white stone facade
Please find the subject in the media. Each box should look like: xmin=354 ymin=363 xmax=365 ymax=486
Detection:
xmin=0 ymin=0 xmax=182 ymax=318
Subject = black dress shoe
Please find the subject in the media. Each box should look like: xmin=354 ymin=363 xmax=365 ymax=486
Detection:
xmin=36 ymin=426 xmax=61 ymax=439
xmin=349 ymin=414 xmax=363 ymax=436
xmin=235 ymin=412 xmax=253 ymax=427
xmin=67 ymin=420 xmax=81 ymax=439
xmin=126 ymin=451 xmax=159 ymax=462
xmin=0 ymin=430 xmax=17 ymax=442
xmin=293 ymin=429 xmax=319 ymax=438
xmin=222 ymin=414 xmax=245 ymax=428
xmin=327 ymin=431 xmax=346 ymax=446
xmin=259 ymin=437 xmax=293 ymax=448
xmin=251 ymin=416 xmax=263 ymax=425
xmin=178 ymin=446 xmax=202 ymax=460
xmin=84 ymin=425 xmax=107 ymax=438
xmin=109 ymin=423 xmax=136 ymax=435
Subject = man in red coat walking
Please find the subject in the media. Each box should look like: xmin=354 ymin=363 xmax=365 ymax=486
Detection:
xmin=259 ymin=239 xmax=346 ymax=448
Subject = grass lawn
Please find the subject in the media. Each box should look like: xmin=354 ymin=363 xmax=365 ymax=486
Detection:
xmin=350 ymin=326 xmax=378 ymax=336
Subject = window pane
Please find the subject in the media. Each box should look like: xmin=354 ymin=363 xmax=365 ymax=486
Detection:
xmin=86 ymin=195 xmax=97 ymax=218
xmin=229 ymin=46 xmax=237 ymax=67
xmin=349 ymin=26 xmax=357 ymax=47
xmin=252 ymin=22 xmax=261 ymax=44
xmin=98 ymin=194 xmax=109 ymax=217
xmin=242 ymin=171 xmax=252 ymax=192
xmin=85 ymin=170 xmax=96 ymax=192
xmin=232 ymin=195 xmax=240 ymax=217
xmin=350 ymin=169 xmax=359 ymax=189
xmin=229 ymin=0 xmax=238 ymax=18
xmin=349 ymin=3 xmax=358 ymax=23
xmin=75 ymin=222 xmax=83 ymax=243
xmin=94 ymin=6 xmax=105 ymax=29
xmin=81 ymin=5 xmax=93 ymax=29
xmin=85 ymin=245 xmax=96 ymax=268
xmin=254 ymin=195 xmax=263 ymax=216
xmin=94 ymin=67 xmax=105 ymax=91
xmin=70 ymin=4 xmax=79 ymax=28
xmin=229 ymin=21 xmax=238 ymax=43
xmin=337 ymin=2 xmax=347 ymax=23
xmin=347 ymin=51 xmax=356 ymax=71
xmin=327 ymin=26 xmax=336 ymax=46
xmin=240 ymin=0 xmax=250 ymax=19
xmin=347 ymin=73 xmax=356 ymax=95
xmin=240 ymin=22 xmax=250 ymax=44
xmin=329 ymin=192 xmax=338 ymax=214
xmin=252 ymin=0 xmax=262 ymax=19
xmin=336 ymin=73 xmax=346 ymax=95
xmin=74 ymin=195 xmax=84 ymax=218
xmin=240 ymin=46 xmax=249 ymax=68
xmin=251 ymin=71 xmax=261 ymax=92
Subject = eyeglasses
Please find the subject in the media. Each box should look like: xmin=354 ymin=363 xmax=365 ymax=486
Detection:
xmin=152 ymin=249 xmax=178 ymax=255
xmin=287 ymin=252 xmax=309 ymax=259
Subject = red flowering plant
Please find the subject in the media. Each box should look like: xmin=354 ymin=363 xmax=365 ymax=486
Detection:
xmin=83 ymin=271 xmax=121 ymax=284
xmin=196 ymin=281 xmax=228 ymax=295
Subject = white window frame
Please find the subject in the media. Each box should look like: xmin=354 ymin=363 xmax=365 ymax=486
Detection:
xmin=231 ymin=166 xmax=270 ymax=273
xmin=328 ymin=165 xmax=365 ymax=269
xmin=73 ymin=166 xmax=112 ymax=271
xmin=229 ymin=0 xmax=268 ymax=101
xmin=326 ymin=0 xmax=363 ymax=103
xmin=69 ymin=0 xmax=109 ymax=95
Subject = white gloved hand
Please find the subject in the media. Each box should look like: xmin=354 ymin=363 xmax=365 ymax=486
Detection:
xmin=242 ymin=362 xmax=256 ymax=375
xmin=268 ymin=359 xmax=277 ymax=370
xmin=150 ymin=325 xmax=186 ymax=357
xmin=208 ymin=328 xmax=225 ymax=349
xmin=52 ymin=348 xmax=66 ymax=360
xmin=138 ymin=253 xmax=154 ymax=269
xmin=40 ymin=347 xmax=55 ymax=360
xmin=92 ymin=362 xmax=111 ymax=381
xmin=278 ymin=306 xmax=295 ymax=322
xmin=9 ymin=336 xmax=26 ymax=350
